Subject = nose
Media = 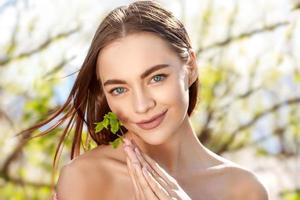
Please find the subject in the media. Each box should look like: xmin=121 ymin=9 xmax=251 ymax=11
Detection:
xmin=132 ymin=87 xmax=156 ymax=114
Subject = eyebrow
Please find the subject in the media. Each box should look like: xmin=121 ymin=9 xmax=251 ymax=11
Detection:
xmin=103 ymin=64 xmax=170 ymax=87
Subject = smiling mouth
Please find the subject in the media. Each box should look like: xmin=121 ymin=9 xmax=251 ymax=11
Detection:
xmin=136 ymin=110 xmax=168 ymax=130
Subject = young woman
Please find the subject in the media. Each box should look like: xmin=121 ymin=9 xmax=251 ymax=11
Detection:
xmin=21 ymin=1 xmax=268 ymax=199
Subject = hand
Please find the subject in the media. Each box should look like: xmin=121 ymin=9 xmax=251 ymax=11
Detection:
xmin=123 ymin=138 xmax=192 ymax=200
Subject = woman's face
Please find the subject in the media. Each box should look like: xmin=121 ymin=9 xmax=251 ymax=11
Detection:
xmin=97 ymin=32 xmax=196 ymax=145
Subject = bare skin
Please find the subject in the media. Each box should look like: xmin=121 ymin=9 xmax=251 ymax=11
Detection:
xmin=57 ymin=130 xmax=268 ymax=199
xmin=56 ymin=32 xmax=268 ymax=199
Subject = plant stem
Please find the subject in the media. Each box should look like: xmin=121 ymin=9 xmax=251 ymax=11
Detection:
xmin=116 ymin=127 xmax=125 ymax=140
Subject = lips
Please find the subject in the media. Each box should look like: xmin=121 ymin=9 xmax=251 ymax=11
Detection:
xmin=136 ymin=110 xmax=168 ymax=130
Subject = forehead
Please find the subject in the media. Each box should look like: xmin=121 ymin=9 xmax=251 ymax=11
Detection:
xmin=96 ymin=32 xmax=181 ymax=80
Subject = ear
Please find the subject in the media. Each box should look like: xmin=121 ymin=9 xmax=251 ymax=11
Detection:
xmin=185 ymin=49 xmax=198 ymax=87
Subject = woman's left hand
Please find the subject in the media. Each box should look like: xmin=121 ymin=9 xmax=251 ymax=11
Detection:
xmin=123 ymin=138 xmax=192 ymax=200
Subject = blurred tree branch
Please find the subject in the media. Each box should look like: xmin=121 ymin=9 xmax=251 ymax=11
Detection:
xmin=0 ymin=27 xmax=80 ymax=66
xmin=217 ymin=97 xmax=300 ymax=154
xmin=0 ymin=0 xmax=20 ymax=14
xmin=196 ymin=21 xmax=289 ymax=56
xmin=0 ymin=108 xmax=14 ymax=127
xmin=0 ymin=1 xmax=299 ymax=198
xmin=0 ymin=5 xmax=81 ymax=194
xmin=0 ymin=107 xmax=57 ymax=189
xmin=198 ymin=107 xmax=214 ymax=143
xmin=0 ymin=171 xmax=51 ymax=188
xmin=42 ymin=56 xmax=76 ymax=79
xmin=292 ymin=3 xmax=300 ymax=11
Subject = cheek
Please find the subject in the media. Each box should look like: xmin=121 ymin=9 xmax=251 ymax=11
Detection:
xmin=159 ymin=74 xmax=189 ymax=108
xmin=104 ymin=94 xmax=130 ymax=124
xmin=114 ymin=109 xmax=130 ymax=124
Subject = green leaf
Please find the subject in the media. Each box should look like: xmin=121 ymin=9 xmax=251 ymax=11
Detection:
xmin=94 ymin=111 xmax=124 ymax=148
xmin=109 ymin=137 xmax=122 ymax=148
xmin=103 ymin=117 xmax=109 ymax=128
xmin=95 ymin=122 xmax=104 ymax=133
xmin=110 ymin=118 xmax=120 ymax=134
xmin=108 ymin=112 xmax=118 ymax=120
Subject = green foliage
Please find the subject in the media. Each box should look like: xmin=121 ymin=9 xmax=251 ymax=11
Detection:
xmin=109 ymin=137 xmax=123 ymax=149
xmin=281 ymin=189 xmax=300 ymax=200
xmin=82 ymin=131 xmax=97 ymax=151
xmin=199 ymin=65 xmax=225 ymax=105
xmin=255 ymin=147 xmax=269 ymax=157
xmin=94 ymin=112 xmax=124 ymax=148
xmin=0 ymin=183 xmax=51 ymax=200
xmin=289 ymin=106 xmax=300 ymax=138
xmin=228 ymin=130 xmax=251 ymax=151
xmin=294 ymin=72 xmax=300 ymax=83
xmin=1 ymin=2 xmax=300 ymax=200
xmin=23 ymin=79 xmax=56 ymax=123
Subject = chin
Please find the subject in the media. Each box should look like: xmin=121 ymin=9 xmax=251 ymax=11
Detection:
xmin=131 ymin=127 xmax=175 ymax=146
xmin=140 ymin=136 xmax=168 ymax=146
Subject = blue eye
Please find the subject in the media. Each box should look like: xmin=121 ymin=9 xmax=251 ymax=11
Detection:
xmin=110 ymin=87 xmax=126 ymax=95
xmin=109 ymin=74 xmax=168 ymax=96
xmin=151 ymin=74 xmax=167 ymax=83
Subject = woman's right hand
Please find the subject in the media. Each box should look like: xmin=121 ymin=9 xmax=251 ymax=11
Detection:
xmin=123 ymin=138 xmax=192 ymax=200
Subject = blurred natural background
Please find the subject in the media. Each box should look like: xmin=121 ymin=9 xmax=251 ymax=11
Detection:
xmin=0 ymin=0 xmax=299 ymax=199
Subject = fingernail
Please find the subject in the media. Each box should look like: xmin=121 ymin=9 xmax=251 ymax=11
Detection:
xmin=123 ymin=146 xmax=130 ymax=153
xmin=146 ymin=165 xmax=151 ymax=172
xmin=134 ymin=147 xmax=141 ymax=156
xmin=124 ymin=138 xmax=131 ymax=145
xmin=142 ymin=166 xmax=149 ymax=175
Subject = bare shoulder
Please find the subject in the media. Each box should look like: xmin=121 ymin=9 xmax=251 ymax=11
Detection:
xmin=56 ymin=145 xmax=125 ymax=200
xmin=220 ymin=164 xmax=269 ymax=200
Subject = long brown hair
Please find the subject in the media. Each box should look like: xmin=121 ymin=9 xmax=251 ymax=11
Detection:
xmin=18 ymin=0 xmax=199 ymax=184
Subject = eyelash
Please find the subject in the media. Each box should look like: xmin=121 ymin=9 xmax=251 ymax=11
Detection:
xmin=109 ymin=74 xmax=168 ymax=96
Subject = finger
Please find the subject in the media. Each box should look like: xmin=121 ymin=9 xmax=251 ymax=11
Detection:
xmin=126 ymin=157 xmax=141 ymax=200
xmin=125 ymin=147 xmax=146 ymax=200
xmin=130 ymin=140 xmax=156 ymax=172
xmin=129 ymin=150 xmax=159 ymax=200
xmin=124 ymin=145 xmax=141 ymax=167
xmin=140 ymin=149 xmax=178 ymax=188
xmin=128 ymin=140 xmax=176 ymax=191
xmin=134 ymin=147 xmax=169 ymax=189
xmin=142 ymin=165 xmax=170 ymax=199
xmin=130 ymin=139 xmax=177 ymax=188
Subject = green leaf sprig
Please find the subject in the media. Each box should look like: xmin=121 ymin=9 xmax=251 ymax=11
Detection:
xmin=94 ymin=112 xmax=124 ymax=148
